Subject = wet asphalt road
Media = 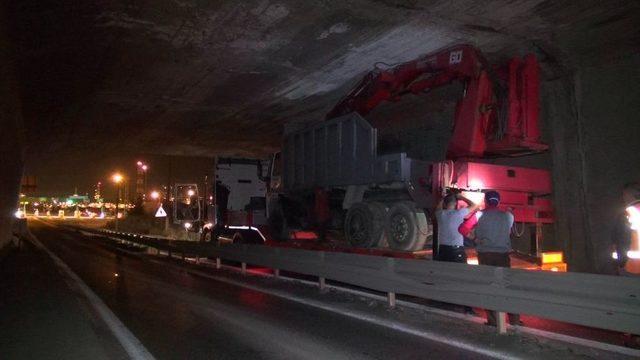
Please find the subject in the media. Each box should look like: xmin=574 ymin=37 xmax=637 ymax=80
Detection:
xmin=29 ymin=220 xmax=490 ymax=360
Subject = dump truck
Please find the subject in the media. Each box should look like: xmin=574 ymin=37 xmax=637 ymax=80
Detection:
xmin=265 ymin=44 xmax=555 ymax=254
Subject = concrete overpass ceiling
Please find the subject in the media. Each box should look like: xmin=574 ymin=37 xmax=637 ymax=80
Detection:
xmin=7 ymin=0 xmax=639 ymax=159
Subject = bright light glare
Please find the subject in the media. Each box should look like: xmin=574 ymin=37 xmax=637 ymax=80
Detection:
xmin=136 ymin=161 xmax=143 ymax=166
xmin=184 ymin=222 xmax=193 ymax=230
xmin=541 ymin=251 xmax=563 ymax=264
xmin=461 ymin=190 xmax=484 ymax=205
xmin=626 ymin=205 xmax=640 ymax=230
xmin=187 ymin=189 xmax=195 ymax=197
xmin=466 ymin=257 xmax=479 ymax=265
xmin=112 ymin=173 xmax=123 ymax=183
xmin=150 ymin=191 xmax=160 ymax=200
xmin=14 ymin=210 xmax=24 ymax=218
xmin=142 ymin=165 xmax=148 ymax=171
xmin=612 ymin=251 xmax=640 ymax=260
xmin=468 ymin=179 xmax=484 ymax=190
xmin=203 ymin=222 xmax=214 ymax=229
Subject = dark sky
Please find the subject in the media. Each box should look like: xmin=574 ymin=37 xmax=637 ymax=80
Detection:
xmin=24 ymin=150 xmax=216 ymax=200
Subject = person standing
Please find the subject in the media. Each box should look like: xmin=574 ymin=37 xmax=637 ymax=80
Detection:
xmin=435 ymin=192 xmax=478 ymax=314
xmin=472 ymin=190 xmax=522 ymax=326
xmin=612 ymin=182 xmax=640 ymax=275
xmin=435 ymin=193 xmax=478 ymax=262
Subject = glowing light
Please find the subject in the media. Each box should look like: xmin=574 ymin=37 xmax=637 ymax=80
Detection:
xmin=150 ymin=191 xmax=160 ymax=200
xmin=112 ymin=173 xmax=124 ymax=183
xmin=461 ymin=190 xmax=484 ymax=205
xmin=541 ymin=251 xmax=563 ymax=264
xmin=14 ymin=210 xmax=24 ymax=219
xmin=136 ymin=161 xmax=143 ymax=166
xmin=203 ymin=222 xmax=214 ymax=229
xmin=114 ymin=273 xmax=119 ymax=277
xmin=142 ymin=165 xmax=148 ymax=171
xmin=187 ymin=189 xmax=195 ymax=197
xmin=468 ymin=179 xmax=484 ymax=191
xmin=626 ymin=205 xmax=640 ymax=230
xmin=612 ymin=251 xmax=640 ymax=260
xmin=184 ymin=222 xmax=193 ymax=230
xmin=466 ymin=257 xmax=479 ymax=265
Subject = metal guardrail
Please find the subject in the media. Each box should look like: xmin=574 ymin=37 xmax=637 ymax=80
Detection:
xmin=84 ymin=227 xmax=640 ymax=335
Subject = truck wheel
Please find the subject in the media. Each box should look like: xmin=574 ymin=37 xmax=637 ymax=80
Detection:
xmin=367 ymin=202 xmax=387 ymax=247
xmin=385 ymin=202 xmax=429 ymax=251
xmin=345 ymin=202 xmax=384 ymax=248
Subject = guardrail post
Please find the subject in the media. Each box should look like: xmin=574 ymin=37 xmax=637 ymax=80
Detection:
xmin=216 ymin=257 xmax=221 ymax=269
xmin=241 ymin=262 xmax=247 ymax=274
xmin=195 ymin=256 xmax=200 ymax=265
xmin=497 ymin=312 xmax=507 ymax=334
xmin=318 ymin=251 xmax=327 ymax=291
xmin=274 ymin=269 xmax=280 ymax=278
xmin=385 ymin=258 xmax=397 ymax=308
xmin=387 ymin=292 xmax=396 ymax=308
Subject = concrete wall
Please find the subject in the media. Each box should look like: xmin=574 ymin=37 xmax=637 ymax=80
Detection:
xmin=546 ymin=53 xmax=640 ymax=273
xmin=0 ymin=6 xmax=25 ymax=253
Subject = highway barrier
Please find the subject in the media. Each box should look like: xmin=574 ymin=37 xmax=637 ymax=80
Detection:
xmin=78 ymin=227 xmax=640 ymax=336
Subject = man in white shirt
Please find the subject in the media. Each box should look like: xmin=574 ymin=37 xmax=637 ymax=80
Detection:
xmin=435 ymin=192 xmax=478 ymax=315
xmin=435 ymin=193 xmax=478 ymax=262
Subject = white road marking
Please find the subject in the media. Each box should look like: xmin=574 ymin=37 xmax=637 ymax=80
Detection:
xmin=28 ymin=221 xmax=156 ymax=360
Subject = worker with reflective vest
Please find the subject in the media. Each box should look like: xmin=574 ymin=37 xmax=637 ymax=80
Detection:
xmin=613 ymin=182 xmax=640 ymax=275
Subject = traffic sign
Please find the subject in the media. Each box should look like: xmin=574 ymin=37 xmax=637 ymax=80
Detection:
xmin=155 ymin=205 xmax=167 ymax=217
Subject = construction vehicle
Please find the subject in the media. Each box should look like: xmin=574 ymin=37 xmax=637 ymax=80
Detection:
xmin=266 ymin=44 xmax=556 ymax=256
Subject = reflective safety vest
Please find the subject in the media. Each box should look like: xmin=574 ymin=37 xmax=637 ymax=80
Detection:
xmin=624 ymin=202 xmax=640 ymax=274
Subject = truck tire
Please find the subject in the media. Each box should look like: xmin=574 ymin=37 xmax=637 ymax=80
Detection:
xmin=385 ymin=202 xmax=429 ymax=251
xmin=345 ymin=202 xmax=384 ymax=248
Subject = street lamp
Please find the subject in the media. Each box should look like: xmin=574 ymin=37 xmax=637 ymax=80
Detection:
xmin=136 ymin=161 xmax=149 ymax=200
xmin=150 ymin=190 xmax=160 ymax=200
xmin=112 ymin=173 xmax=124 ymax=231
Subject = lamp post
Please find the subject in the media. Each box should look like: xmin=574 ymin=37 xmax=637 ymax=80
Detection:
xmin=112 ymin=173 xmax=123 ymax=231
xmin=142 ymin=164 xmax=148 ymax=197
xmin=136 ymin=161 xmax=149 ymax=201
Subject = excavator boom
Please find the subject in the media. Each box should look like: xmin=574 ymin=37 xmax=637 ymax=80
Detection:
xmin=326 ymin=44 xmax=547 ymax=158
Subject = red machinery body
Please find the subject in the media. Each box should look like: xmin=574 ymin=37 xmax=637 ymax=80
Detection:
xmin=432 ymin=161 xmax=553 ymax=224
xmin=327 ymin=44 xmax=547 ymax=159
xmin=327 ymin=44 xmax=552 ymax=225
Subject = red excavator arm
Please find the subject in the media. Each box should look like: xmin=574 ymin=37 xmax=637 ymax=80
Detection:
xmin=326 ymin=44 xmax=547 ymax=158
